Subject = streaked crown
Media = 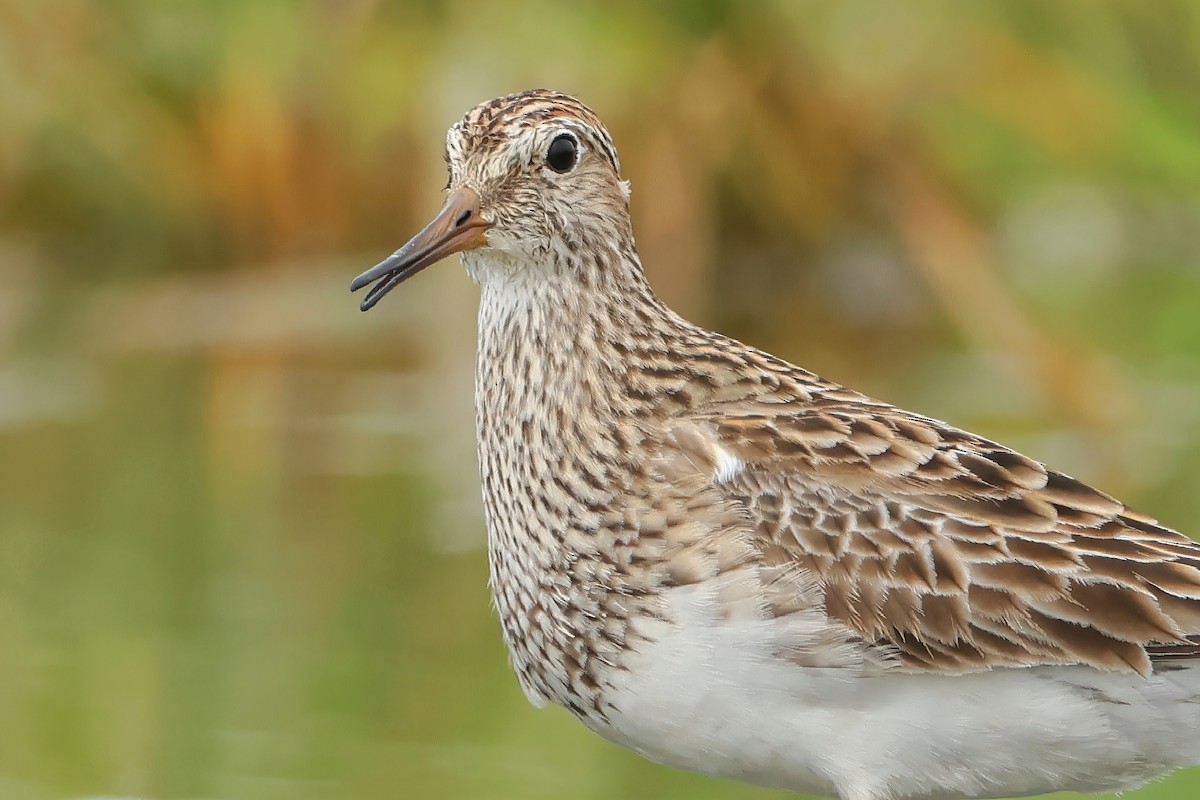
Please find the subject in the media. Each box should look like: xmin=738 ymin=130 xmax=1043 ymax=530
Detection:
xmin=447 ymin=89 xmax=621 ymax=176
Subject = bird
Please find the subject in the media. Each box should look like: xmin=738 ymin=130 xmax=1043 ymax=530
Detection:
xmin=351 ymin=89 xmax=1200 ymax=800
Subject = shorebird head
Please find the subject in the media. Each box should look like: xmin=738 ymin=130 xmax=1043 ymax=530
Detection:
xmin=352 ymin=90 xmax=634 ymax=311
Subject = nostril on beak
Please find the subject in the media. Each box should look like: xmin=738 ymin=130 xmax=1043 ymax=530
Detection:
xmin=455 ymin=209 xmax=472 ymax=227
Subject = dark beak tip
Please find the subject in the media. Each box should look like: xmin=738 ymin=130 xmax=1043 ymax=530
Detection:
xmin=350 ymin=254 xmax=405 ymax=297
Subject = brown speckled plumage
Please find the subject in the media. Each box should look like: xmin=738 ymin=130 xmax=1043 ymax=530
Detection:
xmin=352 ymin=90 xmax=1200 ymax=800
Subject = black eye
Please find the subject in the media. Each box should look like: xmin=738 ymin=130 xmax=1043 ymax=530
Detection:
xmin=546 ymin=134 xmax=577 ymax=173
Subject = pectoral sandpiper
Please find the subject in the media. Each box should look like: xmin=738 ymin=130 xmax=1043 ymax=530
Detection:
xmin=351 ymin=90 xmax=1200 ymax=800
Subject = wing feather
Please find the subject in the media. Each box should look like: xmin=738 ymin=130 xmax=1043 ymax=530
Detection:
xmin=679 ymin=402 xmax=1200 ymax=676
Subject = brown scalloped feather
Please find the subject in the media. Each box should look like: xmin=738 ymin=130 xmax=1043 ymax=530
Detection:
xmin=688 ymin=403 xmax=1200 ymax=677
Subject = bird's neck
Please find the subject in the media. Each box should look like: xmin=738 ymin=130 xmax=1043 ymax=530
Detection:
xmin=473 ymin=246 xmax=684 ymax=420
xmin=472 ymin=247 xmax=685 ymax=710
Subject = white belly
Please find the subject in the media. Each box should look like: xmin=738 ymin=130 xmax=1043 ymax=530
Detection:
xmin=587 ymin=584 xmax=1200 ymax=800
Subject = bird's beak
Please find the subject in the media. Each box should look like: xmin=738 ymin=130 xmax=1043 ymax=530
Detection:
xmin=351 ymin=187 xmax=491 ymax=311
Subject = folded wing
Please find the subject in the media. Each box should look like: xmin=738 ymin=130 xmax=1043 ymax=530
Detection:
xmin=671 ymin=401 xmax=1200 ymax=676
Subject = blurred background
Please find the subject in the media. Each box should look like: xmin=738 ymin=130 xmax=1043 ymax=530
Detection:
xmin=3 ymin=1 xmax=1200 ymax=798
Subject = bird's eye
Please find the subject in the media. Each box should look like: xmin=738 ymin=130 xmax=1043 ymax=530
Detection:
xmin=546 ymin=134 xmax=577 ymax=173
